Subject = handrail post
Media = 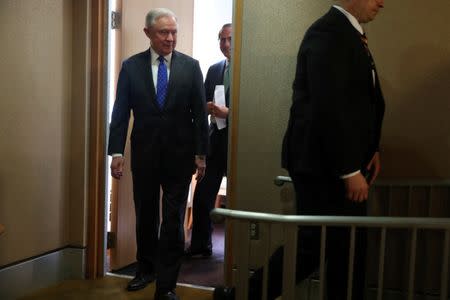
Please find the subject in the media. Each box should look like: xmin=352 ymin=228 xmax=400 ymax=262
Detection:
xmin=262 ymin=223 xmax=272 ymax=300
xmin=319 ymin=225 xmax=327 ymax=300
xmin=235 ymin=220 xmax=250 ymax=300
xmin=282 ymin=224 xmax=298 ymax=299
xmin=440 ymin=229 xmax=449 ymax=300
xmin=407 ymin=228 xmax=418 ymax=300
xmin=377 ymin=227 xmax=387 ymax=300
xmin=346 ymin=226 xmax=356 ymax=300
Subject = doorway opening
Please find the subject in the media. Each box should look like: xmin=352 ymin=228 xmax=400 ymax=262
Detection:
xmin=104 ymin=0 xmax=233 ymax=289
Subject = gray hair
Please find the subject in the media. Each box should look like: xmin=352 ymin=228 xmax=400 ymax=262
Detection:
xmin=145 ymin=8 xmax=178 ymax=28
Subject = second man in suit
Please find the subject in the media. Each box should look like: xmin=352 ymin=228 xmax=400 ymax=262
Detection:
xmin=186 ymin=23 xmax=232 ymax=257
xmin=215 ymin=0 xmax=386 ymax=299
xmin=282 ymin=0 xmax=386 ymax=299
xmin=108 ymin=8 xmax=209 ymax=300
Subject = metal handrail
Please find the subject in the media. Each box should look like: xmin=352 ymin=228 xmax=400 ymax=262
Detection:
xmin=212 ymin=208 xmax=450 ymax=300
xmin=211 ymin=208 xmax=450 ymax=229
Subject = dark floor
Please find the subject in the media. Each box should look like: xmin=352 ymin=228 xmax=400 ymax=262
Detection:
xmin=179 ymin=223 xmax=225 ymax=287
xmin=21 ymin=276 xmax=213 ymax=300
xmin=112 ymin=223 xmax=225 ymax=288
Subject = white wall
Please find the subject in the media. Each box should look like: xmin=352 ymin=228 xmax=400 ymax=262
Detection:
xmin=193 ymin=0 xmax=233 ymax=76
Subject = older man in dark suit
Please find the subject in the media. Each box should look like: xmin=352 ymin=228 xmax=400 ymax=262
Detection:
xmin=281 ymin=0 xmax=386 ymax=299
xmin=186 ymin=23 xmax=232 ymax=258
xmin=108 ymin=8 xmax=208 ymax=300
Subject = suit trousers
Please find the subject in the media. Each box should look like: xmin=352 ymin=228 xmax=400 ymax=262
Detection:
xmin=190 ymin=130 xmax=227 ymax=250
xmin=132 ymin=168 xmax=191 ymax=293
xmin=247 ymin=173 xmax=367 ymax=300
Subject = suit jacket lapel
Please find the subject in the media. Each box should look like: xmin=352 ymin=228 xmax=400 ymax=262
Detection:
xmin=330 ymin=8 xmax=377 ymax=98
xmin=165 ymin=51 xmax=183 ymax=109
xmin=139 ymin=49 xmax=159 ymax=110
xmin=219 ymin=60 xmax=226 ymax=84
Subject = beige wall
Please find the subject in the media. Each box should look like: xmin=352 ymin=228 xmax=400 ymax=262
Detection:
xmin=234 ymin=0 xmax=332 ymax=213
xmin=121 ymin=0 xmax=194 ymax=59
xmin=0 ymin=0 xmax=89 ymax=266
xmin=367 ymin=0 xmax=450 ymax=178
xmin=234 ymin=0 xmax=450 ymax=213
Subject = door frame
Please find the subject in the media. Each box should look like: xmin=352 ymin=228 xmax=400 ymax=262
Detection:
xmin=86 ymin=0 xmax=244 ymax=283
xmin=86 ymin=0 xmax=107 ymax=279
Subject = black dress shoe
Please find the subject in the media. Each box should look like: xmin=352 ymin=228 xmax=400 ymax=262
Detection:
xmin=126 ymin=272 xmax=156 ymax=291
xmin=185 ymin=245 xmax=212 ymax=258
xmin=213 ymin=286 xmax=235 ymax=300
xmin=154 ymin=290 xmax=179 ymax=300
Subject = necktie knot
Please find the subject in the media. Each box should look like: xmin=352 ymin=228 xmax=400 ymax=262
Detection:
xmin=360 ymin=33 xmax=368 ymax=48
xmin=158 ymin=56 xmax=165 ymax=64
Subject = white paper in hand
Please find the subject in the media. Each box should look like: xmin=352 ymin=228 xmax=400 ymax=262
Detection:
xmin=213 ymin=85 xmax=227 ymax=130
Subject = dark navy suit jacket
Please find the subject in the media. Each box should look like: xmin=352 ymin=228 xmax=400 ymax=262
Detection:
xmin=204 ymin=59 xmax=229 ymax=160
xmin=108 ymin=49 xmax=209 ymax=176
xmin=282 ymin=7 xmax=385 ymax=177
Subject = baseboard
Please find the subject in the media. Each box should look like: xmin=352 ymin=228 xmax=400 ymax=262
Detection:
xmin=0 ymin=246 xmax=85 ymax=300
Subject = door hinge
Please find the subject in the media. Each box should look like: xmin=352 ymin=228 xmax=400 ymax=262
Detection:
xmin=111 ymin=11 xmax=121 ymax=29
xmin=107 ymin=231 xmax=116 ymax=249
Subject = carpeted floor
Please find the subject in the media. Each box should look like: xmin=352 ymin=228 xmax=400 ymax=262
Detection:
xmin=20 ymin=275 xmax=213 ymax=300
xmin=112 ymin=223 xmax=225 ymax=288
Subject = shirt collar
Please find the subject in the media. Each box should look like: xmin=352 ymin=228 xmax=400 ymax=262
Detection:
xmin=333 ymin=5 xmax=364 ymax=35
xmin=150 ymin=47 xmax=172 ymax=65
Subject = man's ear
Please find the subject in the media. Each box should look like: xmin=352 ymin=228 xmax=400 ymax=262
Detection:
xmin=143 ymin=27 xmax=151 ymax=38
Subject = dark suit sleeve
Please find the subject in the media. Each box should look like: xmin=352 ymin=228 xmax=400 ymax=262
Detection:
xmin=204 ymin=65 xmax=215 ymax=103
xmin=108 ymin=61 xmax=131 ymax=155
xmin=305 ymin=32 xmax=366 ymax=174
xmin=190 ymin=60 xmax=209 ymax=155
xmin=373 ymin=73 xmax=385 ymax=152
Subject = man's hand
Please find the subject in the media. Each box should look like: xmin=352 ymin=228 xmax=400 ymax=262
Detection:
xmin=207 ymin=101 xmax=229 ymax=119
xmin=110 ymin=156 xmax=124 ymax=179
xmin=207 ymin=101 xmax=215 ymax=114
xmin=195 ymin=156 xmax=206 ymax=181
xmin=343 ymin=172 xmax=369 ymax=202
xmin=366 ymin=152 xmax=381 ymax=185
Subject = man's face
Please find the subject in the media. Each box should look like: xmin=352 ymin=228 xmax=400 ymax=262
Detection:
xmin=349 ymin=0 xmax=384 ymax=23
xmin=219 ymin=26 xmax=232 ymax=60
xmin=144 ymin=16 xmax=177 ymax=56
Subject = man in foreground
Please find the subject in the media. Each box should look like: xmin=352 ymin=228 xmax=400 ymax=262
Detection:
xmin=108 ymin=8 xmax=208 ymax=300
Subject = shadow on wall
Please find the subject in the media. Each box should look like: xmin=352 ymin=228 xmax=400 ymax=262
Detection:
xmin=379 ymin=43 xmax=450 ymax=179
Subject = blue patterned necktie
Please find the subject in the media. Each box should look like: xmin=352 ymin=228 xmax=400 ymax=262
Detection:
xmin=156 ymin=56 xmax=168 ymax=108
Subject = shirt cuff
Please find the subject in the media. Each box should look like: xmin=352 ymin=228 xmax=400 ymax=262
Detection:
xmin=111 ymin=153 xmax=123 ymax=158
xmin=340 ymin=170 xmax=361 ymax=179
